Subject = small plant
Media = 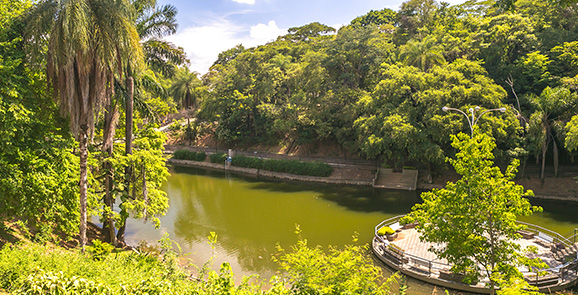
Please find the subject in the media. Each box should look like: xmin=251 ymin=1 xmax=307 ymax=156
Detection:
xmin=231 ymin=155 xmax=263 ymax=169
xmin=209 ymin=153 xmax=227 ymax=164
xmin=173 ymin=150 xmax=206 ymax=161
xmin=168 ymin=119 xmax=185 ymax=132
xmin=86 ymin=240 xmax=114 ymax=261
xmin=377 ymin=226 xmax=395 ymax=236
xmin=17 ymin=269 xmax=110 ymax=294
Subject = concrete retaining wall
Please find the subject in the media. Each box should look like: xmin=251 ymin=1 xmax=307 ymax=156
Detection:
xmin=167 ymin=158 xmax=373 ymax=186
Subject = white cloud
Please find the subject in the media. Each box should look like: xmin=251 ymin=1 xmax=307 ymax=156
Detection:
xmin=249 ymin=21 xmax=283 ymax=44
xmin=165 ymin=19 xmax=285 ymax=75
xmin=232 ymin=0 xmax=256 ymax=4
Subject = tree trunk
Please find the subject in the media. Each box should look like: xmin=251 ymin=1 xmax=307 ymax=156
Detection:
xmin=79 ymin=124 xmax=89 ymax=252
xmin=541 ymin=130 xmax=548 ymax=180
xmin=118 ymin=76 xmax=134 ymax=245
xmin=116 ymin=222 xmax=126 ymax=245
xmin=187 ymin=116 xmax=191 ymax=146
xmin=553 ymin=137 xmax=559 ymax=177
xmin=125 ymin=76 xmax=133 ymax=157
xmin=488 ymin=214 xmax=496 ymax=295
xmin=102 ymin=99 xmax=119 ymax=246
xmin=142 ymin=164 xmax=148 ymax=222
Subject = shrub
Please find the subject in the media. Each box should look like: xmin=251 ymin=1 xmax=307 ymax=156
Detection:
xmin=168 ymin=119 xmax=185 ymax=132
xmin=0 ymin=243 xmax=191 ymax=294
xmin=377 ymin=226 xmax=395 ymax=236
xmin=261 ymin=159 xmax=332 ymax=177
xmin=172 ymin=150 xmax=206 ymax=162
xmin=231 ymin=155 xmax=263 ymax=169
xmin=209 ymin=153 xmax=227 ymax=164
xmin=229 ymin=156 xmax=332 ymax=177
xmin=87 ymin=240 xmax=114 ymax=261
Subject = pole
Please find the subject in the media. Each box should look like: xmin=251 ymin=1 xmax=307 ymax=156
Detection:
xmin=442 ymin=106 xmax=506 ymax=137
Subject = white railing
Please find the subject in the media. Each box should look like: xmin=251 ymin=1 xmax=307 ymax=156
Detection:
xmin=374 ymin=215 xmax=578 ymax=285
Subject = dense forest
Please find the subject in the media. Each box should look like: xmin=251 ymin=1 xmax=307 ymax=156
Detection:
xmin=2 ymin=0 xmax=578 ymax=293
xmin=187 ymin=0 xmax=578 ymax=179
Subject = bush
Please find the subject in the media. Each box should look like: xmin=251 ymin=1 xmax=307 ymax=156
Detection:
xmin=231 ymin=155 xmax=263 ymax=169
xmin=229 ymin=156 xmax=332 ymax=177
xmin=377 ymin=226 xmax=395 ymax=236
xmin=172 ymin=150 xmax=206 ymax=162
xmin=0 ymin=243 xmax=191 ymax=294
xmin=209 ymin=153 xmax=227 ymax=164
xmin=87 ymin=240 xmax=114 ymax=261
xmin=261 ymin=159 xmax=332 ymax=177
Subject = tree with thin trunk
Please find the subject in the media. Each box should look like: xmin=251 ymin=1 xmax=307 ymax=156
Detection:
xmin=404 ymin=132 xmax=543 ymax=294
xmin=26 ymin=0 xmax=142 ymax=250
xmin=169 ymin=67 xmax=202 ymax=144
xmin=527 ymin=86 xmax=577 ymax=180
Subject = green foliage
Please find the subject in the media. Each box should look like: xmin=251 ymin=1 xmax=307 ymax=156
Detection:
xmin=0 ymin=242 xmax=191 ymax=294
xmin=113 ymin=126 xmax=170 ymax=229
xmin=0 ymin=0 xmax=81 ymax=236
xmin=173 ymin=149 xmax=207 ymax=161
xmin=209 ymin=153 xmax=228 ymax=164
xmin=351 ymin=8 xmax=397 ymax=27
xmin=274 ymin=226 xmax=400 ymax=295
xmin=261 ymin=159 xmax=333 ymax=177
xmin=86 ymin=240 xmax=115 ymax=261
xmin=406 ymin=132 xmax=543 ymax=290
xmin=377 ymin=226 xmax=395 ymax=236
xmin=16 ymin=269 xmax=110 ymax=294
xmin=231 ymin=155 xmax=264 ymax=169
xmin=0 ymin=231 xmax=404 ymax=295
xmin=230 ymin=156 xmax=333 ymax=177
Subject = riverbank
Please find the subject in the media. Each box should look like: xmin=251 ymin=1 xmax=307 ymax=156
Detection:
xmin=165 ymin=145 xmax=578 ymax=202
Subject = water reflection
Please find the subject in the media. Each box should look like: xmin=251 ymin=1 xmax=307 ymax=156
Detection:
xmin=126 ymin=165 xmax=578 ymax=294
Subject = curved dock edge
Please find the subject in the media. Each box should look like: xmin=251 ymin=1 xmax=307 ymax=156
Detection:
xmin=372 ymin=217 xmax=578 ymax=294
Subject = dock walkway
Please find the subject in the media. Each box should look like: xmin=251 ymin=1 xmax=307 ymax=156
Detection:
xmin=373 ymin=215 xmax=578 ymax=294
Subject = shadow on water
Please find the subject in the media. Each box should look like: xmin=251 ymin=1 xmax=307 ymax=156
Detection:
xmin=528 ymin=197 xmax=578 ymax=224
xmin=170 ymin=165 xmax=422 ymax=215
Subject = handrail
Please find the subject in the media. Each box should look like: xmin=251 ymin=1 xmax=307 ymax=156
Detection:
xmin=375 ymin=216 xmax=578 ymax=284
xmin=517 ymin=221 xmax=573 ymax=247
xmin=372 ymin=168 xmax=380 ymax=187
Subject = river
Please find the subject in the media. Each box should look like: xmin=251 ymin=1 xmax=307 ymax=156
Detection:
xmin=125 ymin=165 xmax=578 ymax=294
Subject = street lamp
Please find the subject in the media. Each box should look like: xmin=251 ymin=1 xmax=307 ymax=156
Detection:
xmin=442 ymin=106 xmax=506 ymax=137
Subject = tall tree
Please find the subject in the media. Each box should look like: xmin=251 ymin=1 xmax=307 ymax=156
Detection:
xmin=399 ymin=35 xmax=446 ymax=71
xmin=404 ymin=132 xmax=543 ymax=294
xmin=527 ymin=86 xmax=577 ymax=179
xmin=169 ymin=67 xmax=203 ymax=145
xmin=134 ymin=0 xmax=187 ymax=78
xmin=26 ymin=0 xmax=142 ymax=250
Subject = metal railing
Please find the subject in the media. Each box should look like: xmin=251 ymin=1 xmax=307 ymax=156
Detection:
xmin=374 ymin=215 xmax=578 ymax=286
xmin=517 ymin=221 xmax=575 ymax=247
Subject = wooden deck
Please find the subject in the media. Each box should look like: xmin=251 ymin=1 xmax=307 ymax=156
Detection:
xmin=373 ymin=218 xmax=578 ymax=294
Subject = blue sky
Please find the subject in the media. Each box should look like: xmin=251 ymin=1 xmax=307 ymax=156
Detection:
xmin=159 ymin=0 xmax=467 ymax=74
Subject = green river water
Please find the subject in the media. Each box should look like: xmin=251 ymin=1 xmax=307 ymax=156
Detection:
xmin=125 ymin=165 xmax=578 ymax=294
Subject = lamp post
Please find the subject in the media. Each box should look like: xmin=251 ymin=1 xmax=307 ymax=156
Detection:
xmin=442 ymin=106 xmax=506 ymax=137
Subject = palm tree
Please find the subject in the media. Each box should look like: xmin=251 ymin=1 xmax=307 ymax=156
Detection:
xmin=134 ymin=0 xmax=187 ymax=78
xmin=170 ymin=67 xmax=202 ymax=110
xmin=399 ymin=36 xmax=446 ymax=71
xmin=528 ymin=86 xmax=577 ymax=180
xmin=116 ymin=0 xmax=187 ymax=244
xmin=169 ymin=68 xmax=202 ymax=145
xmin=26 ymin=0 xmax=142 ymax=250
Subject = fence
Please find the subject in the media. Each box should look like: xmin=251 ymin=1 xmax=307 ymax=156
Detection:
xmin=373 ymin=215 xmax=578 ymax=288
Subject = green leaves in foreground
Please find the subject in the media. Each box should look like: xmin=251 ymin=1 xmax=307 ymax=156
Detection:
xmin=405 ymin=132 xmax=543 ymax=293
xmin=274 ymin=226 xmax=400 ymax=295
xmin=1 ymin=229 xmax=402 ymax=295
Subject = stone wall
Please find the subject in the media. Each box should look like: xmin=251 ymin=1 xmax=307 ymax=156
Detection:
xmin=167 ymin=158 xmax=373 ymax=186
